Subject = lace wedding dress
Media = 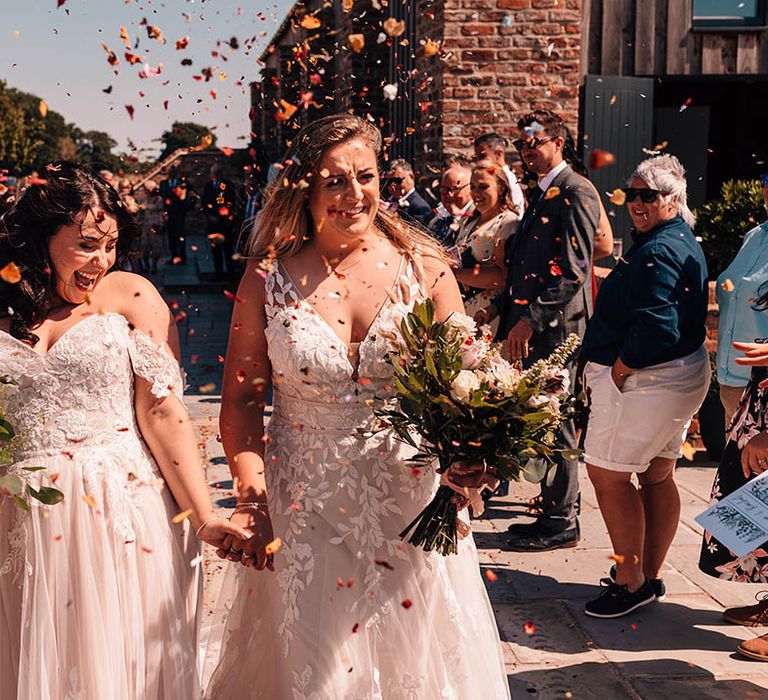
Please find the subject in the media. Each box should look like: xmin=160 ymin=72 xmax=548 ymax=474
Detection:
xmin=0 ymin=313 xmax=202 ymax=699
xmin=205 ymin=256 xmax=510 ymax=699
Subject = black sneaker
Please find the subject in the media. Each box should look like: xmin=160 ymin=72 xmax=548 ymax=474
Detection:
xmin=600 ymin=565 xmax=666 ymax=601
xmin=584 ymin=579 xmax=656 ymax=619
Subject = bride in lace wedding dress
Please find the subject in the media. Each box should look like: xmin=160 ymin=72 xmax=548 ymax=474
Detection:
xmin=205 ymin=116 xmax=510 ymax=699
xmin=0 ymin=163 xmax=249 ymax=699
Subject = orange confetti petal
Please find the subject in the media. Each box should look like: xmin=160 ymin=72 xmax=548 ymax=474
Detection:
xmin=681 ymin=441 xmax=696 ymax=461
xmin=721 ymin=278 xmax=735 ymax=292
xmin=265 ymin=537 xmax=282 ymax=555
xmin=608 ymin=188 xmax=626 ymax=206
xmin=83 ymin=495 xmax=97 ymax=507
xmin=588 ymin=149 xmax=615 ymax=170
xmin=38 ymin=100 xmax=48 ymax=118
xmin=0 ymin=262 xmax=22 ymax=284
xmin=348 ymin=33 xmax=365 ymax=53
xmin=383 ymin=17 xmax=406 ymax=37
xmin=485 ymin=569 xmax=498 ymax=582
xmin=172 ymin=508 xmax=193 ymax=524
xmin=543 ymin=186 xmax=561 ymax=200
xmin=300 ymin=16 xmax=322 ymax=29
xmin=523 ymin=620 xmax=537 ymax=635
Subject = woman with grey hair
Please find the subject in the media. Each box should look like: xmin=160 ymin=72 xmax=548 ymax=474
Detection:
xmin=579 ymin=154 xmax=710 ymax=618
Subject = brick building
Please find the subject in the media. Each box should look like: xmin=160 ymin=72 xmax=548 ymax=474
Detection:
xmin=251 ymin=0 xmax=768 ymax=235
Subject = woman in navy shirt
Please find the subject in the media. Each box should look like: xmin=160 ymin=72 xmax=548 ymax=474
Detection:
xmin=581 ymin=154 xmax=710 ymax=618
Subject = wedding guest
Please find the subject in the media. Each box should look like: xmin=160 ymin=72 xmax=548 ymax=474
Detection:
xmin=473 ymin=132 xmax=526 ymax=217
xmin=582 ymin=154 xmax=709 ymax=618
xmin=699 ymin=333 xmax=768 ymax=661
xmin=480 ymin=109 xmax=599 ymax=552
xmin=384 ymin=158 xmax=433 ymax=226
xmin=715 ymin=173 xmax=768 ymax=426
xmin=201 ymin=162 xmax=240 ymax=278
xmin=138 ymin=180 xmax=166 ymax=275
xmin=454 ymin=158 xmax=519 ymax=334
xmin=205 ymin=114 xmax=510 ymax=699
xmin=159 ymin=165 xmax=191 ymax=264
xmin=0 ymin=162 xmax=248 ymax=698
xmin=427 ymin=154 xmax=475 ymax=247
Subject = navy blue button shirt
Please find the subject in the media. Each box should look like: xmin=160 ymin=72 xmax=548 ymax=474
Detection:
xmin=582 ymin=216 xmax=708 ymax=369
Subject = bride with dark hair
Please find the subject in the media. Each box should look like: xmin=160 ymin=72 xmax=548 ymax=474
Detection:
xmin=0 ymin=162 xmax=248 ymax=699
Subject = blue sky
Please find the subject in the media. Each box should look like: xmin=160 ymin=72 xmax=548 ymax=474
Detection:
xmin=0 ymin=0 xmax=294 ymax=158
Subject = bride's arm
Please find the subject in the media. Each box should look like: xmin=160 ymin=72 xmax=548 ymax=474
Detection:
xmin=218 ymin=261 xmax=276 ymax=570
xmin=421 ymin=252 xmax=466 ymax=320
xmin=112 ymin=272 xmax=250 ymax=549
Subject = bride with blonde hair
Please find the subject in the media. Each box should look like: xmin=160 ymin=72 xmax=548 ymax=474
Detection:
xmin=205 ymin=114 xmax=510 ymax=698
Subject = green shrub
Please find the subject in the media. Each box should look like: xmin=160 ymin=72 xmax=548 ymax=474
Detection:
xmin=696 ymin=179 xmax=765 ymax=278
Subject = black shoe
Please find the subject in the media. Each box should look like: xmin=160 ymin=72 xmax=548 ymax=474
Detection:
xmin=585 ymin=578 xmax=656 ymax=618
xmin=506 ymin=524 xmax=580 ymax=552
xmin=506 ymin=520 xmax=543 ymax=536
xmin=600 ymin=565 xmax=666 ymax=601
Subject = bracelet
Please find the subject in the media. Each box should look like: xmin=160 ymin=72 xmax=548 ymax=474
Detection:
xmin=195 ymin=514 xmax=219 ymax=538
xmin=233 ymin=501 xmax=269 ymax=511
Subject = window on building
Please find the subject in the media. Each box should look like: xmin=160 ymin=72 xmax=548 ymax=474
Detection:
xmin=692 ymin=0 xmax=766 ymax=29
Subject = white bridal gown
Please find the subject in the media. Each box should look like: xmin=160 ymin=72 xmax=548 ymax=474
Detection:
xmin=0 ymin=313 xmax=201 ymax=699
xmin=205 ymin=255 xmax=510 ymax=699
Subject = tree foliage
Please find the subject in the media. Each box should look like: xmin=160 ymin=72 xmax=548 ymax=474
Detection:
xmin=159 ymin=121 xmax=216 ymax=159
xmin=0 ymin=81 xmax=124 ymax=174
xmin=696 ymin=179 xmax=766 ymax=278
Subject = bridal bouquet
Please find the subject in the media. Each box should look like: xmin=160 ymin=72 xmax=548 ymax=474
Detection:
xmin=376 ymin=299 xmax=580 ymax=555
xmin=0 ymin=376 xmax=64 ymax=510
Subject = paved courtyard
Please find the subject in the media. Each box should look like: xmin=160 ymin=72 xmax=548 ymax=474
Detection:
xmin=163 ymin=246 xmax=768 ymax=698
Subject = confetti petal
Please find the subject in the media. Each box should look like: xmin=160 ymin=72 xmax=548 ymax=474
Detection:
xmin=0 ymin=262 xmax=22 ymax=284
xmin=172 ymin=508 xmax=194 ymax=524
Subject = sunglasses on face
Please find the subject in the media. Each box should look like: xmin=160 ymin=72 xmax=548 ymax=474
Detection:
xmin=621 ymin=187 xmax=666 ymax=203
xmin=387 ymin=177 xmax=405 ymax=185
xmin=512 ymin=136 xmax=553 ymax=151
xmin=439 ymin=183 xmax=469 ymax=196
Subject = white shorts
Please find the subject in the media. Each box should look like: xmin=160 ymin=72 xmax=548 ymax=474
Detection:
xmin=583 ymin=345 xmax=711 ymax=473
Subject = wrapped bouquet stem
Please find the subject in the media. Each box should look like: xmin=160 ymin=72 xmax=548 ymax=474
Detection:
xmin=376 ymin=300 xmax=581 ymax=555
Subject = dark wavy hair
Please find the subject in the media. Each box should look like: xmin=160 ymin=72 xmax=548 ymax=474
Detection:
xmin=0 ymin=161 xmax=138 ymax=345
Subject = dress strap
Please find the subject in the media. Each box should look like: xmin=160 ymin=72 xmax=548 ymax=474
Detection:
xmin=265 ymin=261 xmax=299 ymax=321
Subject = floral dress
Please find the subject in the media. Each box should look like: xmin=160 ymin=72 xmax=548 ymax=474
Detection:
xmin=699 ymin=363 xmax=768 ymax=581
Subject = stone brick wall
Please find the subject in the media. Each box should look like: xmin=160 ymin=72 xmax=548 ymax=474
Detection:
xmin=440 ymin=0 xmax=583 ymax=158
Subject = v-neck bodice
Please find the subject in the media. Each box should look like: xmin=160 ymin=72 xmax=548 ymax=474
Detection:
xmin=264 ymin=254 xmax=424 ymax=414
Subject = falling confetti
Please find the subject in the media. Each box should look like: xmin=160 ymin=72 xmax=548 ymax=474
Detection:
xmin=401 ymin=598 xmax=413 ymax=609
xmin=300 ymin=15 xmax=322 ymax=30
xmin=172 ymin=508 xmax=194 ymax=524
xmin=680 ymin=441 xmax=697 ymax=461
xmin=38 ymin=100 xmax=48 ymax=118
xmin=721 ymin=279 xmax=735 ymax=292
xmin=609 ymin=188 xmax=626 ymax=206
xmin=265 ymin=537 xmax=282 ymax=555
xmin=588 ymin=149 xmax=615 ymax=170
xmin=383 ymin=83 xmax=398 ymax=101
xmin=523 ymin=621 xmax=537 ymax=635
xmin=383 ymin=18 xmax=406 ymax=37
xmin=348 ymin=33 xmax=365 ymax=53
xmin=0 ymin=262 xmax=22 ymax=284
xmin=543 ymin=186 xmax=561 ymax=200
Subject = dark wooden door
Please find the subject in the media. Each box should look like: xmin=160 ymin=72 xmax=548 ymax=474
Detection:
xmin=581 ymin=75 xmax=655 ymax=256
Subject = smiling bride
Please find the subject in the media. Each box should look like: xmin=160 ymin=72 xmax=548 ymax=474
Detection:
xmin=0 ymin=162 xmax=248 ymax=699
xmin=205 ymin=115 xmax=510 ymax=699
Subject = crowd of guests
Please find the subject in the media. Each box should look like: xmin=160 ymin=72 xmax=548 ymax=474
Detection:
xmin=381 ymin=110 xmax=768 ymax=659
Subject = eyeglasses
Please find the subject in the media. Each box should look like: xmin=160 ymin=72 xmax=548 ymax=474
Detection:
xmin=621 ymin=187 xmax=666 ymax=203
xmin=761 ymin=174 xmax=768 ymax=187
xmin=387 ymin=176 xmax=405 ymax=184
xmin=512 ymin=136 xmax=553 ymax=151
xmin=439 ymin=183 xmax=470 ymax=196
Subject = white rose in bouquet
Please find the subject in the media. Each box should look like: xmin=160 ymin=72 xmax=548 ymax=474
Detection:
xmin=450 ymin=369 xmax=482 ymax=404
xmin=527 ymin=393 xmax=562 ymax=417
xmin=458 ymin=337 xmax=488 ymax=370
xmin=485 ymin=355 xmax=521 ymax=396
xmin=445 ymin=313 xmax=477 ymax=341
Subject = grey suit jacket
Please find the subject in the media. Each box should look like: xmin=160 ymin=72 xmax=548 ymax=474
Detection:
xmin=495 ymin=165 xmax=600 ymax=363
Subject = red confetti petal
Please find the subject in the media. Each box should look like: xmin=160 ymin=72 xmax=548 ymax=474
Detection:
xmin=523 ymin=621 xmax=537 ymax=635
xmin=401 ymin=599 xmax=413 ymax=609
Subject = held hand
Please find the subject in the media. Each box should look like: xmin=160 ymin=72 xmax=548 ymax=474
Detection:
xmin=196 ymin=517 xmax=251 ymax=550
xmin=218 ymin=506 xmax=276 ymax=572
xmin=741 ymin=432 xmax=768 ymax=478
xmin=445 ymin=461 xmax=492 ymax=490
xmin=507 ymin=318 xmax=533 ymax=360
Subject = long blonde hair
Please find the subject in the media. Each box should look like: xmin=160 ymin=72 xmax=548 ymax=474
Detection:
xmin=244 ymin=114 xmax=445 ymax=262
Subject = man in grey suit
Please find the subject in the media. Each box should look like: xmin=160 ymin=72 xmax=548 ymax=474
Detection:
xmin=482 ymin=109 xmax=599 ymax=551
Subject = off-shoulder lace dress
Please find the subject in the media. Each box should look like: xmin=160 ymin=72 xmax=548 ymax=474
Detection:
xmin=0 ymin=312 xmax=201 ymax=699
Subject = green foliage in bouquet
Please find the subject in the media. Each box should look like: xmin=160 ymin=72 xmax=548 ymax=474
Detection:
xmin=0 ymin=377 xmax=64 ymax=511
xmin=375 ymin=299 xmax=581 ymax=555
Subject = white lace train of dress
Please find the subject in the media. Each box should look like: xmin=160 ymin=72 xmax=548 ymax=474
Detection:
xmin=0 ymin=313 xmax=202 ymax=700
xmin=204 ymin=258 xmax=511 ymax=699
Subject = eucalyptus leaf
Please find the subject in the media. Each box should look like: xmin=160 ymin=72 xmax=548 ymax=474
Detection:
xmin=0 ymin=473 xmax=24 ymax=496
xmin=28 ymin=485 xmax=65 ymax=506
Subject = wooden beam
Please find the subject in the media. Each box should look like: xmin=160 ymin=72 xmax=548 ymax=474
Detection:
xmin=654 ymin=0 xmax=668 ymax=74
xmin=737 ymin=33 xmax=759 ymax=74
xmin=635 ymin=0 xmax=656 ymax=75
xmin=666 ymin=0 xmax=691 ymax=74
xmin=601 ymin=0 xmax=622 ymax=74
xmin=702 ymin=34 xmax=723 ymax=74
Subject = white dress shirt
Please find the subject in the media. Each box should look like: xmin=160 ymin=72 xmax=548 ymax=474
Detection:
xmin=537 ymin=160 xmax=568 ymax=193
